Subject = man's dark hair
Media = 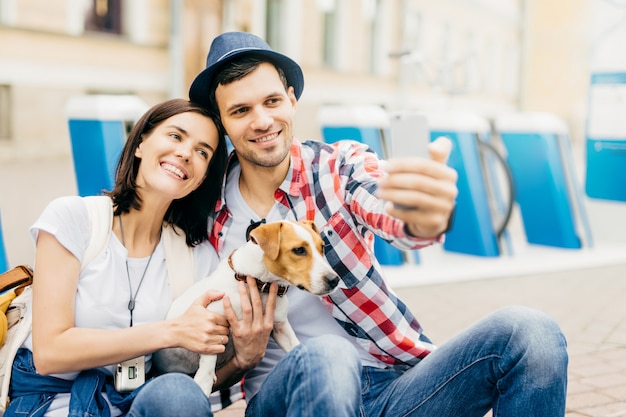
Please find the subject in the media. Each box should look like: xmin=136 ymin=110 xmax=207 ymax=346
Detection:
xmin=209 ymin=56 xmax=290 ymax=114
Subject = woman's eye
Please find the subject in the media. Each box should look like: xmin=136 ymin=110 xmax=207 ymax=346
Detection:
xmin=196 ymin=149 xmax=209 ymax=159
xmin=170 ymin=133 xmax=181 ymax=140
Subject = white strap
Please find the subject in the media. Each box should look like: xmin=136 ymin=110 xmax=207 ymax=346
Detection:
xmin=80 ymin=196 xmax=194 ymax=298
xmin=162 ymin=223 xmax=195 ymax=299
xmin=82 ymin=196 xmax=113 ymax=269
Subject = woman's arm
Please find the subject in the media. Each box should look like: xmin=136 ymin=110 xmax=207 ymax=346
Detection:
xmin=31 ymin=231 xmax=229 ymax=375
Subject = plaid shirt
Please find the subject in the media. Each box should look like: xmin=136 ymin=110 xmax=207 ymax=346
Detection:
xmin=209 ymin=139 xmax=439 ymax=411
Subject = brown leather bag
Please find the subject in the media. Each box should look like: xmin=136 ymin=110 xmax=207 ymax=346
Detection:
xmin=0 ymin=266 xmax=33 ymax=296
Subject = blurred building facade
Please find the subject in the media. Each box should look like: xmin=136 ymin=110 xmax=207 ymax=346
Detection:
xmin=0 ymin=0 xmax=618 ymax=161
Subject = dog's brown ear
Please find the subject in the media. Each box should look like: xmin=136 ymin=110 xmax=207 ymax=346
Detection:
xmin=249 ymin=222 xmax=281 ymax=260
xmin=300 ymin=220 xmax=318 ymax=233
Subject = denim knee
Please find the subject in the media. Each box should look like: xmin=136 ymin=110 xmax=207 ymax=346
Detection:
xmin=129 ymin=373 xmax=212 ymax=417
xmin=294 ymin=335 xmax=362 ymax=389
xmin=492 ymin=306 xmax=568 ymax=379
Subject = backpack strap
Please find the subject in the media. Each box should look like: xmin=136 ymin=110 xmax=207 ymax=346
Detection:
xmin=81 ymin=196 xmax=194 ymax=299
xmin=82 ymin=196 xmax=113 ymax=270
xmin=161 ymin=224 xmax=195 ymax=299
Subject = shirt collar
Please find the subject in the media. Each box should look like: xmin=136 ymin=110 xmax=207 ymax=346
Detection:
xmin=215 ymin=140 xmax=307 ymax=214
xmin=279 ymin=140 xmax=305 ymax=198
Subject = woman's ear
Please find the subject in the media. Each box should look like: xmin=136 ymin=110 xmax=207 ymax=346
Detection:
xmin=135 ymin=142 xmax=143 ymax=158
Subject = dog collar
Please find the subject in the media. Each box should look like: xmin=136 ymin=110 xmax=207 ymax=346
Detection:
xmin=227 ymin=252 xmax=289 ymax=297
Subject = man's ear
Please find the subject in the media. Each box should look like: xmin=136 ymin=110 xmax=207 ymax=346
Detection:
xmin=287 ymin=86 xmax=297 ymax=107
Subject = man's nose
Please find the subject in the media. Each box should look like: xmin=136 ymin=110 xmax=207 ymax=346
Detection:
xmin=250 ymin=107 xmax=273 ymax=130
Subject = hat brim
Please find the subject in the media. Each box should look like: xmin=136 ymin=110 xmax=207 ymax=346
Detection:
xmin=189 ymin=49 xmax=304 ymax=109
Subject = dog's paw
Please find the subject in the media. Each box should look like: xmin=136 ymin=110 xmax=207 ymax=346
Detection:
xmin=194 ymin=372 xmax=215 ymax=397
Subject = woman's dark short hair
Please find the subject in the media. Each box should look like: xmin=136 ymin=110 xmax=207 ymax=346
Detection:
xmin=108 ymin=98 xmax=227 ymax=246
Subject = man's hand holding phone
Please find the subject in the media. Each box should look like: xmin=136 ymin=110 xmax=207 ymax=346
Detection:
xmin=377 ymin=112 xmax=458 ymax=239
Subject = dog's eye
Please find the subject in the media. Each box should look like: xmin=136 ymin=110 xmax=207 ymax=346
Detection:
xmin=292 ymin=246 xmax=307 ymax=256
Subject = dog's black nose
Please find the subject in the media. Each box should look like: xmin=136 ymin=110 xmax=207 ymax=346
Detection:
xmin=325 ymin=275 xmax=340 ymax=289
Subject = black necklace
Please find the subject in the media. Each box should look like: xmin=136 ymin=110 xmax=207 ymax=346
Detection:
xmin=119 ymin=216 xmax=160 ymax=327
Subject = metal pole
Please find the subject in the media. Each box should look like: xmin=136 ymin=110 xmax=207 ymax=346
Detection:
xmin=169 ymin=0 xmax=184 ymax=98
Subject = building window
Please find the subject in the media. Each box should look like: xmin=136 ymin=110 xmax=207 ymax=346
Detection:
xmin=322 ymin=9 xmax=337 ymax=68
xmin=266 ymin=0 xmax=286 ymax=52
xmin=366 ymin=0 xmax=383 ymax=74
xmin=0 ymin=85 xmax=12 ymax=141
xmin=85 ymin=0 xmax=122 ymax=34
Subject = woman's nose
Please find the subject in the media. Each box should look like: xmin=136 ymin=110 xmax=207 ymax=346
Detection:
xmin=176 ymin=142 xmax=193 ymax=160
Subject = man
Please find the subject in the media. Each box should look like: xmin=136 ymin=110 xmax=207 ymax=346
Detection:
xmin=190 ymin=31 xmax=568 ymax=417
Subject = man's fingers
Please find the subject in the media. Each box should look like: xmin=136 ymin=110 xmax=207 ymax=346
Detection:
xmin=263 ymin=283 xmax=278 ymax=321
xmin=223 ymin=294 xmax=240 ymax=325
xmin=194 ymin=290 xmax=225 ymax=308
xmin=428 ymin=136 xmax=453 ymax=164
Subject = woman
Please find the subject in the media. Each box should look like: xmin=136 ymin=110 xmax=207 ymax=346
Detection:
xmin=7 ymin=99 xmax=229 ymax=416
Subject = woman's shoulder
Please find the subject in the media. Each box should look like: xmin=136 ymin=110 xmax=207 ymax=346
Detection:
xmin=30 ymin=196 xmax=95 ymax=261
xmin=44 ymin=195 xmax=90 ymax=213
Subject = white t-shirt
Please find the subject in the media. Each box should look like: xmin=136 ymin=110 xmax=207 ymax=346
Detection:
xmin=221 ymin=166 xmax=384 ymax=401
xmin=27 ymin=195 xmax=219 ymax=416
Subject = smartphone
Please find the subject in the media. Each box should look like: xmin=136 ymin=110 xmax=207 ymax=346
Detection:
xmin=385 ymin=112 xmax=430 ymax=210
xmin=387 ymin=112 xmax=430 ymax=159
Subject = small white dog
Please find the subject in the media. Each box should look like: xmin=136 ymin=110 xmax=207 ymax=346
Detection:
xmin=153 ymin=220 xmax=340 ymax=396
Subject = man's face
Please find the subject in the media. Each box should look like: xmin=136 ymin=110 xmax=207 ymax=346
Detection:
xmin=215 ymin=62 xmax=297 ymax=169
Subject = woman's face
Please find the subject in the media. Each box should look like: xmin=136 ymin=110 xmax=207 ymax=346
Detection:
xmin=134 ymin=112 xmax=219 ymax=201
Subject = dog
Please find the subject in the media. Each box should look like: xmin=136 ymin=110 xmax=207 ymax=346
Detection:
xmin=152 ymin=220 xmax=340 ymax=396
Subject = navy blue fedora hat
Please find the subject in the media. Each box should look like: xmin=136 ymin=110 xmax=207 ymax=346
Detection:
xmin=189 ymin=31 xmax=304 ymax=107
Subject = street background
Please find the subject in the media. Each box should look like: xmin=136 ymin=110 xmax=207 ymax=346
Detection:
xmin=1 ymin=1 xmax=626 ymax=415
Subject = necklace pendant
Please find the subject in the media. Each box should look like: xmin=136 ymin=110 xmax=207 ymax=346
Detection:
xmin=128 ymin=300 xmax=135 ymax=311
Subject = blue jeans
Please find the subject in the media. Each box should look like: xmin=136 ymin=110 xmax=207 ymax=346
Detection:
xmin=245 ymin=335 xmax=362 ymax=417
xmin=127 ymin=373 xmax=213 ymax=417
xmin=246 ymin=306 xmax=568 ymax=417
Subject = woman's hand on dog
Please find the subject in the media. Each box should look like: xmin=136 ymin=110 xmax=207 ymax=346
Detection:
xmin=223 ymin=277 xmax=278 ymax=372
xmin=169 ymin=290 xmax=230 ymax=355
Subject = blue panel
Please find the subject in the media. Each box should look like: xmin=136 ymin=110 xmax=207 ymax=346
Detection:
xmin=68 ymin=120 xmax=126 ymax=196
xmin=0 ymin=211 xmax=8 ymax=273
xmin=590 ymin=72 xmax=626 ymax=84
xmin=373 ymin=236 xmax=404 ymax=266
xmin=321 ymin=126 xmax=386 ymax=158
xmin=585 ymin=139 xmax=626 ymax=202
xmin=501 ymin=132 xmax=581 ymax=248
xmin=435 ymin=131 xmax=500 ymax=257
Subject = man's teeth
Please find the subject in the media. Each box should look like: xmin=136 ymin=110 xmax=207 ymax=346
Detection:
xmin=163 ymin=164 xmax=185 ymax=179
xmin=254 ymin=133 xmax=278 ymax=143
